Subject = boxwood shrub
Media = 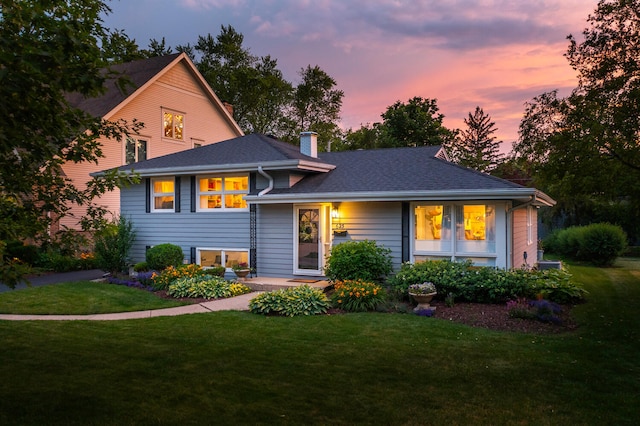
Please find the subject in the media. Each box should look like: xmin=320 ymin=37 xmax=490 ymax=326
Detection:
xmin=388 ymin=260 xmax=587 ymax=304
xmin=146 ymin=243 xmax=184 ymax=271
xmin=249 ymin=285 xmax=330 ymax=316
xmin=544 ymin=223 xmax=627 ymax=266
xmin=324 ymin=240 xmax=393 ymax=282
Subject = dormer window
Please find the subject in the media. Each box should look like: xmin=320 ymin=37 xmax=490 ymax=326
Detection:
xmin=163 ymin=109 xmax=184 ymax=140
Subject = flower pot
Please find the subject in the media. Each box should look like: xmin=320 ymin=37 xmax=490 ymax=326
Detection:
xmin=409 ymin=292 xmax=437 ymax=312
xmin=234 ymin=269 xmax=251 ymax=280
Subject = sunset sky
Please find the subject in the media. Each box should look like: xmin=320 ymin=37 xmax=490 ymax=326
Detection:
xmin=103 ymin=0 xmax=599 ymax=150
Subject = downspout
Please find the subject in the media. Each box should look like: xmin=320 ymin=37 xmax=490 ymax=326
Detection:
xmin=257 ymin=165 xmax=273 ymax=197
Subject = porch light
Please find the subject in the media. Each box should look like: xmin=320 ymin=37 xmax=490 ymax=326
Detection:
xmin=332 ymin=207 xmax=339 ymax=219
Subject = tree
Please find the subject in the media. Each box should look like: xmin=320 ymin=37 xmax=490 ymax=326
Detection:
xmin=287 ymin=65 xmax=344 ymax=151
xmin=190 ymin=26 xmax=293 ymax=136
xmin=0 ymin=0 xmax=138 ymax=287
xmin=379 ymin=97 xmax=456 ymax=148
xmin=333 ymin=123 xmax=384 ymax=151
xmin=511 ymin=0 xmax=640 ymax=241
xmin=447 ymin=107 xmax=503 ymax=173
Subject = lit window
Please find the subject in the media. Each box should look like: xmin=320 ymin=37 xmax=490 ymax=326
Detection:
xmin=414 ymin=205 xmax=452 ymax=252
xmin=197 ymin=249 xmax=248 ymax=270
xmin=125 ymin=137 xmax=147 ymax=164
xmin=197 ymin=175 xmax=248 ymax=210
xmin=152 ymin=178 xmax=174 ymax=211
xmin=163 ymin=110 xmax=184 ymax=140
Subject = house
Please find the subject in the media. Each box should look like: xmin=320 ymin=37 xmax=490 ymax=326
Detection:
xmin=110 ymin=132 xmax=554 ymax=277
xmin=60 ymin=53 xmax=243 ymax=231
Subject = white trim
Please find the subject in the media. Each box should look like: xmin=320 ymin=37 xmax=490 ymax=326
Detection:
xmin=150 ymin=177 xmax=175 ymax=213
xmin=195 ymin=174 xmax=249 ymax=212
xmin=293 ymin=204 xmax=330 ymax=276
xmin=196 ymin=247 xmax=249 ymax=270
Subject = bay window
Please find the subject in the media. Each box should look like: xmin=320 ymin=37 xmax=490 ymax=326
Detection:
xmin=414 ymin=203 xmax=497 ymax=266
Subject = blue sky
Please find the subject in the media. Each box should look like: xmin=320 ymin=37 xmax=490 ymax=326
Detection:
xmin=103 ymin=0 xmax=598 ymax=147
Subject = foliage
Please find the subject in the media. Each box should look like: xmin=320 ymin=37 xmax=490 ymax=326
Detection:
xmin=93 ymin=216 xmax=136 ymax=274
xmin=167 ymin=275 xmax=251 ymax=299
xmin=38 ymin=251 xmax=97 ymax=272
xmin=249 ymin=285 xmax=330 ymax=316
xmin=324 ymin=240 xmax=393 ymax=282
xmin=286 ymin=65 xmax=344 ymax=152
xmin=446 ymin=106 xmax=503 ymax=173
xmin=190 ymin=25 xmax=293 ymax=136
xmin=379 ymin=97 xmax=457 ymax=148
xmin=331 ymin=279 xmax=386 ymax=312
xmin=507 ymin=298 xmax=563 ymax=324
xmin=388 ymin=260 xmax=587 ymax=304
xmin=151 ymin=264 xmax=206 ymax=290
xmin=512 ymin=0 xmax=640 ymax=241
xmin=545 ymin=223 xmax=628 ymax=266
xmin=207 ymin=266 xmax=226 ymax=277
xmin=133 ymin=262 xmax=149 ymax=272
xmin=145 ymin=243 xmax=184 ymax=271
xmin=232 ymin=262 xmax=251 ymax=271
xmin=2 ymin=241 xmax=40 ymax=265
xmin=0 ymin=0 xmax=141 ymax=286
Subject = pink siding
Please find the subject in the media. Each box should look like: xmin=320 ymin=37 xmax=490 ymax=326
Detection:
xmin=59 ymin=58 xmax=241 ymax=230
xmin=512 ymin=207 xmax=537 ymax=269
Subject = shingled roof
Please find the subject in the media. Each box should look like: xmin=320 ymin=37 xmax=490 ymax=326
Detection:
xmin=104 ymin=133 xmax=553 ymax=205
xmin=65 ymin=53 xmax=181 ymax=117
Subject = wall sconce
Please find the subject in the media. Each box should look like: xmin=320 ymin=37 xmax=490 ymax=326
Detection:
xmin=332 ymin=204 xmax=347 ymax=236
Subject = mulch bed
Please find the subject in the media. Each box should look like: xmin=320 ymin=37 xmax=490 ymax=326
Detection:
xmin=154 ymin=289 xmax=576 ymax=334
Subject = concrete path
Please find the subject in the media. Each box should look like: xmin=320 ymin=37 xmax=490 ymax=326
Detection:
xmin=0 ymin=291 xmax=258 ymax=321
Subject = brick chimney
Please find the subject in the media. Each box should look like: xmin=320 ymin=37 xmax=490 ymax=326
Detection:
xmin=300 ymin=131 xmax=318 ymax=158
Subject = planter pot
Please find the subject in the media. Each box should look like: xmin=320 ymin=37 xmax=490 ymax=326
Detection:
xmin=233 ymin=269 xmax=251 ymax=280
xmin=409 ymin=292 xmax=437 ymax=312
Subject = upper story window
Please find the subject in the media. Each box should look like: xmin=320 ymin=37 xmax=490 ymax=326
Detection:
xmin=152 ymin=178 xmax=175 ymax=212
xmin=125 ymin=136 xmax=147 ymax=165
xmin=197 ymin=175 xmax=248 ymax=210
xmin=163 ymin=109 xmax=184 ymax=140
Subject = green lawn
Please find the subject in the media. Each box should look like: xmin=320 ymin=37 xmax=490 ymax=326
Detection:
xmin=0 ymin=260 xmax=638 ymax=425
xmin=0 ymin=282 xmax=188 ymax=314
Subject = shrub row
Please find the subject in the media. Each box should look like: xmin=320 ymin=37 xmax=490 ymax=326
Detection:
xmin=388 ymin=260 xmax=587 ymax=304
xmin=544 ymin=223 xmax=627 ymax=266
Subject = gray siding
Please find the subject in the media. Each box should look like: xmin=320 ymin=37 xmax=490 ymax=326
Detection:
xmin=256 ymin=204 xmax=294 ymax=277
xmin=121 ymin=178 xmax=250 ymax=264
xmin=331 ymin=202 xmax=403 ymax=270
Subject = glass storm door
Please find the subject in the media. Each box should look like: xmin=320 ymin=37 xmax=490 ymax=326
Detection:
xmin=295 ymin=205 xmax=330 ymax=275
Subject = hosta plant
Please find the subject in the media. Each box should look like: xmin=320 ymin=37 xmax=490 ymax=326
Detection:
xmin=249 ymin=285 xmax=330 ymax=317
xmin=167 ymin=275 xmax=251 ymax=299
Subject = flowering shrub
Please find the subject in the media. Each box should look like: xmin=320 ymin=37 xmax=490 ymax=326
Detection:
xmin=408 ymin=282 xmax=437 ymax=294
xmin=331 ymin=279 xmax=386 ymax=312
xmin=167 ymin=275 xmax=251 ymax=299
xmin=507 ymin=298 xmax=563 ymax=324
xmin=151 ymin=264 xmax=206 ymax=290
xmin=249 ymin=285 xmax=330 ymax=316
xmin=388 ymin=260 xmax=587 ymax=304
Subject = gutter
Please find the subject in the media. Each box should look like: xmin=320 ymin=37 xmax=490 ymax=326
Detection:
xmin=257 ymin=166 xmax=274 ymax=197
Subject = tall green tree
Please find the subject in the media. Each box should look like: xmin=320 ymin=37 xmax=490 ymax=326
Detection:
xmin=379 ymin=97 xmax=456 ymax=148
xmin=190 ymin=25 xmax=293 ymax=136
xmin=447 ymin=106 xmax=503 ymax=173
xmin=512 ymin=0 xmax=640 ymax=241
xmin=0 ymin=0 xmax=138 ymax=286
xmin=287 ymin=65 xmax=344 ymax=151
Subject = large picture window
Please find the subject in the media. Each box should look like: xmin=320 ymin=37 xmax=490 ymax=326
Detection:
xmin=197 ymin=175 xmax=248 ymax=210
xmin=151 ymin=178 xmax=175 ymax=211
xmin=414 ymin=203 xmax=496 ymax=265
xmin=197 ymin=248 xmax=248 ymax=270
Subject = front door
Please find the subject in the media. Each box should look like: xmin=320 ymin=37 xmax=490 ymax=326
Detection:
xmin=294 ymin=205 xmax=331 ymax=275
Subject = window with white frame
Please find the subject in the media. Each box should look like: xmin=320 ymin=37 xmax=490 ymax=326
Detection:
xmin=197 ymin=175 xmax=248 ymax=210
xmin=151 ymin=178 xmax=175 ymax=211
xmin=163 ymin=109 xmax=184 ymax=140
xmin=413 ymin=203 xmax=496 ymax=265
xmin=197 ymin=248 xmax=248 ymax=270
xmin=125 ymin=136 xmax=148 ymax=164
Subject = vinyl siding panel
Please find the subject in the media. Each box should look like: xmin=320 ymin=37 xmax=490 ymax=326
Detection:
xmin=122 ymin=178 xmax=250 ymax=264
xmin=256 ymin=204 xmax=294 ymax=277
xmin=512 ymin=207 xmax=537 ymax=269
